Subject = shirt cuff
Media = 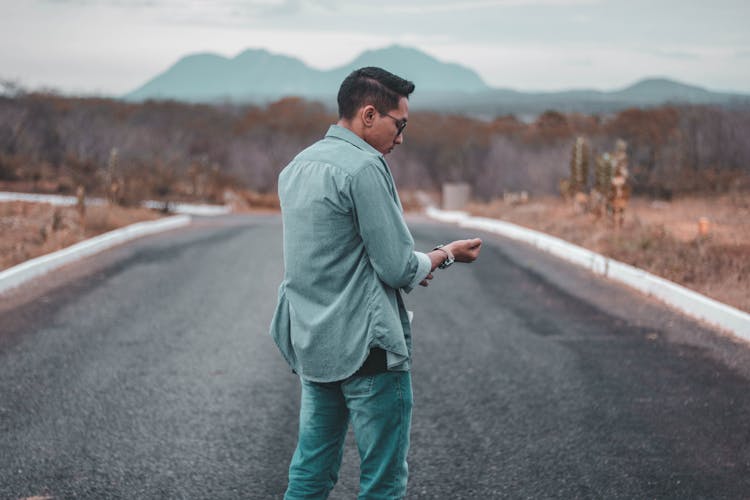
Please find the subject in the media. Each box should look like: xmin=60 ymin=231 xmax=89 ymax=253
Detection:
xmin=403 ymin=251 xmax=432 ymax=293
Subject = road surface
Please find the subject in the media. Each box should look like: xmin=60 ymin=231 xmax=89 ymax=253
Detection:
xmin=1 ymin=214 xmax=748 ymax=499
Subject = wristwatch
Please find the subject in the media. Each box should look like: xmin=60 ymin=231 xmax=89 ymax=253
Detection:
xmin=433 ymin=244 xmax=455 ymax=269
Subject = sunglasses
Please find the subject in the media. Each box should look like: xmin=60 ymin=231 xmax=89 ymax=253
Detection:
xmin=382 ymin=113 xmax=408 ymax=136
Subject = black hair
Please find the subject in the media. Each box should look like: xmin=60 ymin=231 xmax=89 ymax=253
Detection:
xmin=337 ymin=67 xmax=415 ymax=120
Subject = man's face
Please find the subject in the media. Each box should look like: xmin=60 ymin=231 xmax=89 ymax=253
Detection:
xmin=364 ymin=97 xmax=409 ymax=156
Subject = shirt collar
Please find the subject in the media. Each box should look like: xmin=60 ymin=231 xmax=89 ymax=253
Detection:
xmin=325 ymin=124 xmax=383 ymax=158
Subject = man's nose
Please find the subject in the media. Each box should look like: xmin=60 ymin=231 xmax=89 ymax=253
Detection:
xmin=394 ymin=133 xmax=404 ymax=145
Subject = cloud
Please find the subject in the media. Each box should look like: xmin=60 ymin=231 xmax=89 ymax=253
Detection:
xmin=41 ymin=0 xmax=337 ymax=13
xmin=42 ymin=0 xmax=158 ymax=5
xmin=647 ymin=48 xmax=700 ymax=60
xmin=377 ymin=0 xmax=600 ymax=14
xmin=567 ymin=58 xmax=593 ymax=67
xmin=42 ymin=0 xmax=596 ymax=16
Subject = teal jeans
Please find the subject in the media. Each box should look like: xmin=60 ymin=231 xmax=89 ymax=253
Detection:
xmin=284 ymin=371 xmax=413 ymax=500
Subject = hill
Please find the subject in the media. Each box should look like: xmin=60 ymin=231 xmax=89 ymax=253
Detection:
xmin=125 ymin=45 xmax=489 ymax=104
xmin=125 ymin=46 xmax=750 ymax=114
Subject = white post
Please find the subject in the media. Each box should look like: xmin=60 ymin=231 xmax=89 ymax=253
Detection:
xmin=442 ymin=182 xmax=471 ymax=211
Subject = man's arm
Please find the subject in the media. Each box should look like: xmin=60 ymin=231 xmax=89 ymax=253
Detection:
xmin=429 ymin=238 xmax=482 ymax=269
xmin=419 ymin=238 xmax=483 ymax=287
xmin=349 ymin=163 xmax=427 ymax=290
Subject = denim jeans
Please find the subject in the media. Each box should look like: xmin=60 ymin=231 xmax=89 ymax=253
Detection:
xmin=284 ymin=371 xmax=413 ymax=500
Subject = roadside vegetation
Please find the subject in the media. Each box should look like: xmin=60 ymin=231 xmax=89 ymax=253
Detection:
xmin=0 ymin=90 xmax=748 ymax=311
xmin=0 ymin=201 xmax=162 ymax=270
xmin=2 ymin=91 xmax=749 ymax=201
xmin=466 ymin=194 xmax=749 ymax=313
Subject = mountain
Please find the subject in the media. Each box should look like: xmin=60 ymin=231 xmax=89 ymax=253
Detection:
xmin=124 ymin=46 xmax=750 ymax=114
xmin=611 ymin=78 xmax=732 ymax=105
xmin=125 ymin=49 xmax=326 ymax=101
xmin=335 ymin=45 xmax=488 ymax=93
xmin=125 ymin=45 xmax=490 ymax=103
xmin=424 ymin=78 xmax=750 ymax=117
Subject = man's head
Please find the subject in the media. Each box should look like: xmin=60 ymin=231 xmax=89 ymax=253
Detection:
xmin=337 ymin=67 xmax=415 ymax=155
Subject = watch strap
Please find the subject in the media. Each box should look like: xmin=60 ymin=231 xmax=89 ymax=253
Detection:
xmin=433 ymin=244 xmax=455 ymax=269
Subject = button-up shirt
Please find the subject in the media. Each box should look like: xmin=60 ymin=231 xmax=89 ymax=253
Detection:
xmin=269 ymin=125 xmax=431 ymax=382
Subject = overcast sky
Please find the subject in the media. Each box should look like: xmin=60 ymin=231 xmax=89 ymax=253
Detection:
xmin=1 ymin=0 xmax=749 ymax=96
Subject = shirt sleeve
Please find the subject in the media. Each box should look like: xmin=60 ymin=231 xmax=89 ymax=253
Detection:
xmin=403 ymin=251 xmax=432 ymax=293
xmin=349 ymin=162 xmax=422 ymax=290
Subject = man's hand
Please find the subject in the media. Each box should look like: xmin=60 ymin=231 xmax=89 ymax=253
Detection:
xmin=446 ymin=238 xmax=482 ymax=263
xmin=427 ymin=237 xmax=483 ymax=274
xmin=419 ymin=272 xmax=433 ymax=287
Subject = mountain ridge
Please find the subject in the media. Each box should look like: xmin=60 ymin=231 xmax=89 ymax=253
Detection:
xmin=124 ymin=45 xmax=750 ymax=114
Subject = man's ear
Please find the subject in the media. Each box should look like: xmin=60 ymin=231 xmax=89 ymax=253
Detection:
xmin=361 ymin=105 xmax=377 ymax=128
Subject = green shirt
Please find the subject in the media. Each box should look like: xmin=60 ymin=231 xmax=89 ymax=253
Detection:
xmin=269 ymin=125 xmax=431 ymax=382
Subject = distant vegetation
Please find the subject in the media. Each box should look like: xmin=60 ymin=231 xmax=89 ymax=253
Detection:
xmin=0 ymin=91 xmax=748 ymax=204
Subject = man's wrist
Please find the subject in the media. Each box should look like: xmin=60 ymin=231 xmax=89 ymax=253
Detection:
xmin=428 ymin=251 xmax=444 ymax=271
xmin=432 ymin=244 xmax=455 ymax=269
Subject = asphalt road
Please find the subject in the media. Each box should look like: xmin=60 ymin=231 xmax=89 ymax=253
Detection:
xmin=1 ymin=214 xmax=748 ymax=499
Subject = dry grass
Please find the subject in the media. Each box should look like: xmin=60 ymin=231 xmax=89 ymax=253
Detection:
xmin=466 ymin=194 xmax=750 ymax=313
xmin=0 ymin=202 xmax=162 ymax=271
xmin=0 ymin=188 xmax=280 ymax=274
xmin=232 ymin=189 xmax=281 ymax=212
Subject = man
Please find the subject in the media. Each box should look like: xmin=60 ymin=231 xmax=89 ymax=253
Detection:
xmin=270 ymin=66 xmax=482 ymax=499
